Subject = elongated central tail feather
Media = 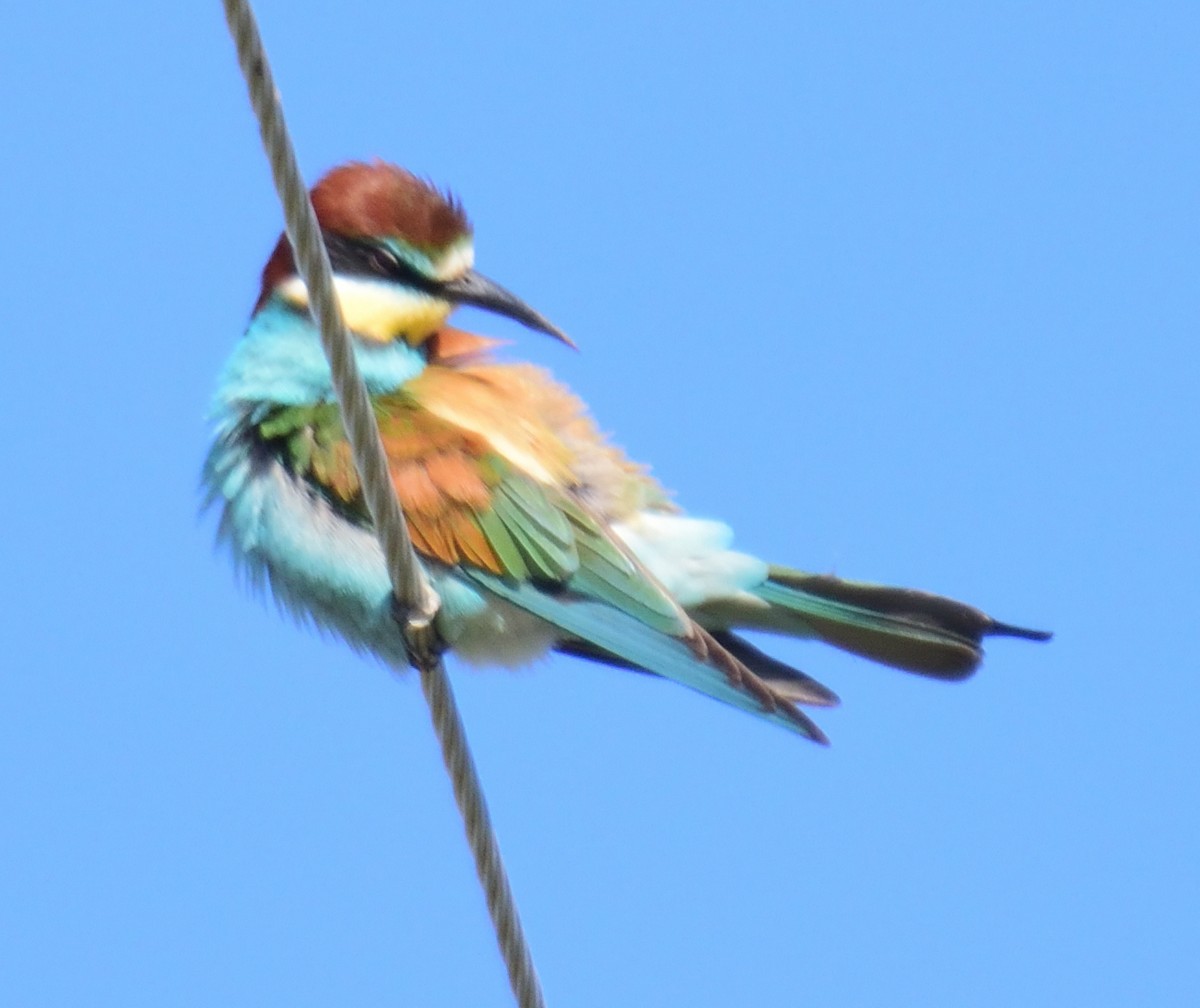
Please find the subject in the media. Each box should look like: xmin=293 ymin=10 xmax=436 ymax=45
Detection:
xmin=748 ymin=567 xmax=1052 ymax=680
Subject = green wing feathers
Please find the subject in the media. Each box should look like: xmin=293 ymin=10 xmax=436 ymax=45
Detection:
xmin=253 ymin=398 xmax=820 ymax=736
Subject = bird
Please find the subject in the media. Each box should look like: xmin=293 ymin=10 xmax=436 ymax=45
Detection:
xmin=204 ymin=160 xmax=1049 ymax=743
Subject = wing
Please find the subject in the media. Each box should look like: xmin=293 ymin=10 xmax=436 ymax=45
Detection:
xmin=254 ymin=394 xmax=822 ymax=739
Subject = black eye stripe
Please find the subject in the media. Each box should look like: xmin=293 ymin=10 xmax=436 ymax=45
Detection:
xmin=321 ymin=232 xmax=442 ymax=295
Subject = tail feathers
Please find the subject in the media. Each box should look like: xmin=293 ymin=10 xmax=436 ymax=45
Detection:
xmin=560 ymin=630 xmax=840 ymax=710
xmin=707 ymin=631 xmax=840 ymax=707
xmin=688 ymin=624 xmax=828 ymax=741
xmin=757 ymin=568 xmax=1052 ymax=680
xmin=988 ymin=619 xmax=1056 ymax=643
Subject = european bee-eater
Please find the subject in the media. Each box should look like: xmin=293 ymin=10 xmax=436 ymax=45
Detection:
xmin=204 ymin=161 xmax=1049 ymax=743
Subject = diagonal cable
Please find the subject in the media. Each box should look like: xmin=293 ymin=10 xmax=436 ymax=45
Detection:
xmin=219 ymin=4 xmax=547 ymax=1006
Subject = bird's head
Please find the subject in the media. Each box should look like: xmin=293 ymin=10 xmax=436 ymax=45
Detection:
xmin=257 ymin=160 xmax=569 ymax=347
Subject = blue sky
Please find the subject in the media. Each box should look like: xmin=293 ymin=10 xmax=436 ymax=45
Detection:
xmin=1 ymin=2 xmax=1196 ymax=1004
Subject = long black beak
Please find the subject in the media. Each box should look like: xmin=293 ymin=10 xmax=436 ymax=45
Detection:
xmin=437 ymin=269 xmax=574 ymax=347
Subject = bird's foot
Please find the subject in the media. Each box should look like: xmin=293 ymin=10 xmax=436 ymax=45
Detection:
xmin=392 ymin=595 xmax=448 ymax=670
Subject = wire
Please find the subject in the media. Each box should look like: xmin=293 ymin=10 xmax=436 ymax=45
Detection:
xmin=219 ymin=4 xmax=547 ymax=1005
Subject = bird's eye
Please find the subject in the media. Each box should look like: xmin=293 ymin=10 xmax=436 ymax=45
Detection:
xmin=370 ymin=246 xmax=401 ymax=274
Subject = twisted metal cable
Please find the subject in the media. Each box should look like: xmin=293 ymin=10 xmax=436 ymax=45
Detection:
xmin=220 ymin=4 xmax=546 ymax=1005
